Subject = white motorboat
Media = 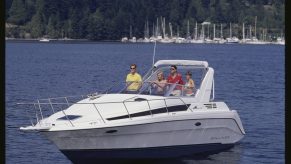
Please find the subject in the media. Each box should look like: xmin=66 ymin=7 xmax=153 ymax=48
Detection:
xmin=128 ymin=37 xmax=137 ymax=43
xmin=174 ymin=37 xmax=186 ymax=43
xmin=213 ymin=38 xmax=226 ymax=44
xmin=160 ymin=37 xmax=174 ymax=43
xmin=226 ymin=37 xmax=239 ymax=44
xmin=39 ymin=38 xmax=50 ymax=42
xmin=190 ymin=39 xmax=204 ymax=44
xmin=121 ymin=37 xmax=128 ymax=42
xmin=276 ymin=37 xmax=285 ymax=45
xmin=19 ymin=60 xmax=245 ymax=163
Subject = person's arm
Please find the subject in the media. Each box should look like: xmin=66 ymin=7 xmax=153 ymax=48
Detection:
xmin=125 ymin=74 xmax=130 ymax=85
xmin=137 ymin=74 xmax=142 ymax=89
xmin=178 ymin=74 xmax=184 ymax=85
xmin=191 ymin=79 xmax=195 ymax=89
xmin=167 ymin=76 xmax=171 ymax=82
xmin=150 ymin=80 xmax=157 ymax=88
xmin=155 ymin=81 xmax=165 ymax=89
xmin=189 ymin=79 xmax=194 ymax=88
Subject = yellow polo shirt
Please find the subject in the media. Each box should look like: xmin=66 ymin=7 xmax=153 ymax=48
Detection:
xmin=126 ymin=73 xmax=142 ymax=91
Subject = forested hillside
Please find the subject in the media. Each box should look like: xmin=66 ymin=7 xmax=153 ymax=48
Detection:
xmin=5 ymin=0 xmax=285 ymax=40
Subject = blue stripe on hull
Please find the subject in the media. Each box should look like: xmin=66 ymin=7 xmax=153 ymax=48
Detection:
xmin=61 ymin=143 xmax=234 ymax=163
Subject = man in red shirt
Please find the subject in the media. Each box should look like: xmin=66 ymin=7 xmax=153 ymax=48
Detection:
xmin=167 ymin=65 xmax=184 ymax=96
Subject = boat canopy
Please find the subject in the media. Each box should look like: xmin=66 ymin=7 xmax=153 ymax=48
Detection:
xmin=154 ymin=60 xmax=208 ymax=68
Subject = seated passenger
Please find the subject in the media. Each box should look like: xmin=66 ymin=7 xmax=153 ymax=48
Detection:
xmin=126 ymin=64 xmax=142 ymax=92
xmin=184 ymin=71 xmax=196 ymax=96
xmin=167 ymin=65 xmax=184 ymax=96
xmin=151 ymin=71 xmax=167 ymax=95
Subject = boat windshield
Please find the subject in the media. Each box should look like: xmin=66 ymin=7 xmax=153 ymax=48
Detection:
xmin=103 ymin=81 xmax=197 ymax=97
xmin=103 ymin=65 xmax=206 ymax=97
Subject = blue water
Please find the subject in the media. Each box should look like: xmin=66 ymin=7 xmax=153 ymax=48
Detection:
xmin=6 ymin=41 xmax=284 ymax=164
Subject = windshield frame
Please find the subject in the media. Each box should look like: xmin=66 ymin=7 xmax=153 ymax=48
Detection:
xmin=101 ymin=64 xmax=206 ymax=97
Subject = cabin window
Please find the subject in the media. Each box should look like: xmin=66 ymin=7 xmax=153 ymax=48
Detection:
xmin=57 ymin=115 xmax=81 ymax=121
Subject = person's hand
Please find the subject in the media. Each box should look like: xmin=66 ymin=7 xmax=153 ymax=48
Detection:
xmin=147 ymin=80 xmax=153 ymax=83
xmin=152 ymin=82 xmax=157 ymax=88
xmin=148 ymin=81 xmax=156 ymax=85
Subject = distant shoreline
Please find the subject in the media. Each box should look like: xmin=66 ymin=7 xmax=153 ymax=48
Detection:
xmin=5 ymin=38 xmax=284 ymax=45
xmin=5 ymin=38 xmax=123 ymax=42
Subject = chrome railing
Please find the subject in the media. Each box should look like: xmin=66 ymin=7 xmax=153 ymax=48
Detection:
xmin=18 ymin=95 xmax=192 ymax=128
xmin=103 ymin=81 xmax=197 ymax=97
xmin=18 ymin=80 xmax=199 ymax=128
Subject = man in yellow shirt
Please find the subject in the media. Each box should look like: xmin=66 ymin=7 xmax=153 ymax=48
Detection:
xmin=126 ymin=64 xmax=142 ymax=91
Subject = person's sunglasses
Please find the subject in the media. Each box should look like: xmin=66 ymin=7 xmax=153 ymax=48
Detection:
xmin=130 ymin=67 xmax=136 ymax=69
xmin=170 ymin=68 xmax=175 ymax=70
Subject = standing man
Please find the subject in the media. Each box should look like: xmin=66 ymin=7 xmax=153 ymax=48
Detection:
xmin=126 ymin=64 xmax=142 ymax=92
xmin=167 ymin=65 xmax=184 ymax=96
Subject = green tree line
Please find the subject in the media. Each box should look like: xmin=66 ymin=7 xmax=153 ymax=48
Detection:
xmin=5 ymin=0 xmax=285 ymax=40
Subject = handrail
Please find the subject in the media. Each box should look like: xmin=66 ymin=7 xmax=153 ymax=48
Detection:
xmin=19 ymin=81 xmax=197 ymax=106
xmin=60 ymin=107 xmax=74 ymax=127
xmin=25 ymin=106 xmax=34 ymax=126
xmin=93 ymin=104 xmax=106 ymax=123
xmin=33 ymin=104 xmax=39 ymax=126
xmin=64 ymin=97 xmax=70 ymax=107
xmin=177 ymin=97 xmax=191 ymax=112
xmin=122 ymin=102 xmax=131 ymax=120
xmin=18 ymin=96 xmax=192 ymax=128
xmin=37 ymin=100 xmax=44 ymax=120
xmin=146 ymin=100 xmax=153 ymax=117
xmin=18 ymin=97 xmax=192 ymax=105
xmin=48 ymin=98 xmax=55 ymax=113
xmin=37 ymin=94 xmax=86 ymax=101
xmin=163 ymin=99 xmax=169 ymax=114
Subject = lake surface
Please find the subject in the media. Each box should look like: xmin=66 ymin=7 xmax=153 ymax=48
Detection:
xmin=6 ymin=41 xmax=284 ymax=164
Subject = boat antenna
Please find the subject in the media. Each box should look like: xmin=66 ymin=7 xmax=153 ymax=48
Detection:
xmin=152 ymin=40 xmax=157 ymax=67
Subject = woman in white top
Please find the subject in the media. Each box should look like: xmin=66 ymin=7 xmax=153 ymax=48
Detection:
xmin=184 ymin=71 xmax=195 ymax=96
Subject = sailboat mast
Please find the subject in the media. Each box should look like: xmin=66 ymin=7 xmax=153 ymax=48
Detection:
xmin=250 ymin=25 xmax=252 ymax=38
xmin=163 ymin=17 xmax=166 ymax=38
xmin=152 ymin=22 xmax=155 ymax=37
xmin=187 ymin=20 xmax=190 ymax=39
xmin=220 ymin=24 xmax=223 ymax=39
xmin=230 ymin=23 xmax=232 ymax=38
xmin=146 ymin=20 xmax=149 ymax=38
xmin=169 ymin=22 xmax=173 ymax=38
xmin=254 ymin=16 xmax=257 ymax=39
xmin=130 ymin=25 xmax=132 ymax=38
xmin=242 ymin=23 xmax=245 ymax=41
xmin=144 ymin=22 xmax=147 ymax=38
xmin=208 ymin=24 xmax=210 ymax=38
xmin=195 ymin=22 xmax=198 ymax=40
xmin=213 ymin=24 xmax=215 ymax=39
xmin=202 ymin=24 xmax=205 ymax=39
xmin=263 ymin=28 xmax=265 ymax=41
xmin=156 ymin=18 xmax=159 ymax=36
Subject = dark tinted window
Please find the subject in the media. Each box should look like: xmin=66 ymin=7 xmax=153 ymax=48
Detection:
xmin=57 ymin=115 xmax=81 ymax=120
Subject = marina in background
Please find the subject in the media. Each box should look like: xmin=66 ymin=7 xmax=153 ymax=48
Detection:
xmin=121 ymin=16 xmax=285 ymax=45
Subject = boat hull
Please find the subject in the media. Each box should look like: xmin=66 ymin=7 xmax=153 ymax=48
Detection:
xmin=61 ymin=143 xmax=235 ymax=163
xmin=42 ymin=116 xmax=244 ymax=161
